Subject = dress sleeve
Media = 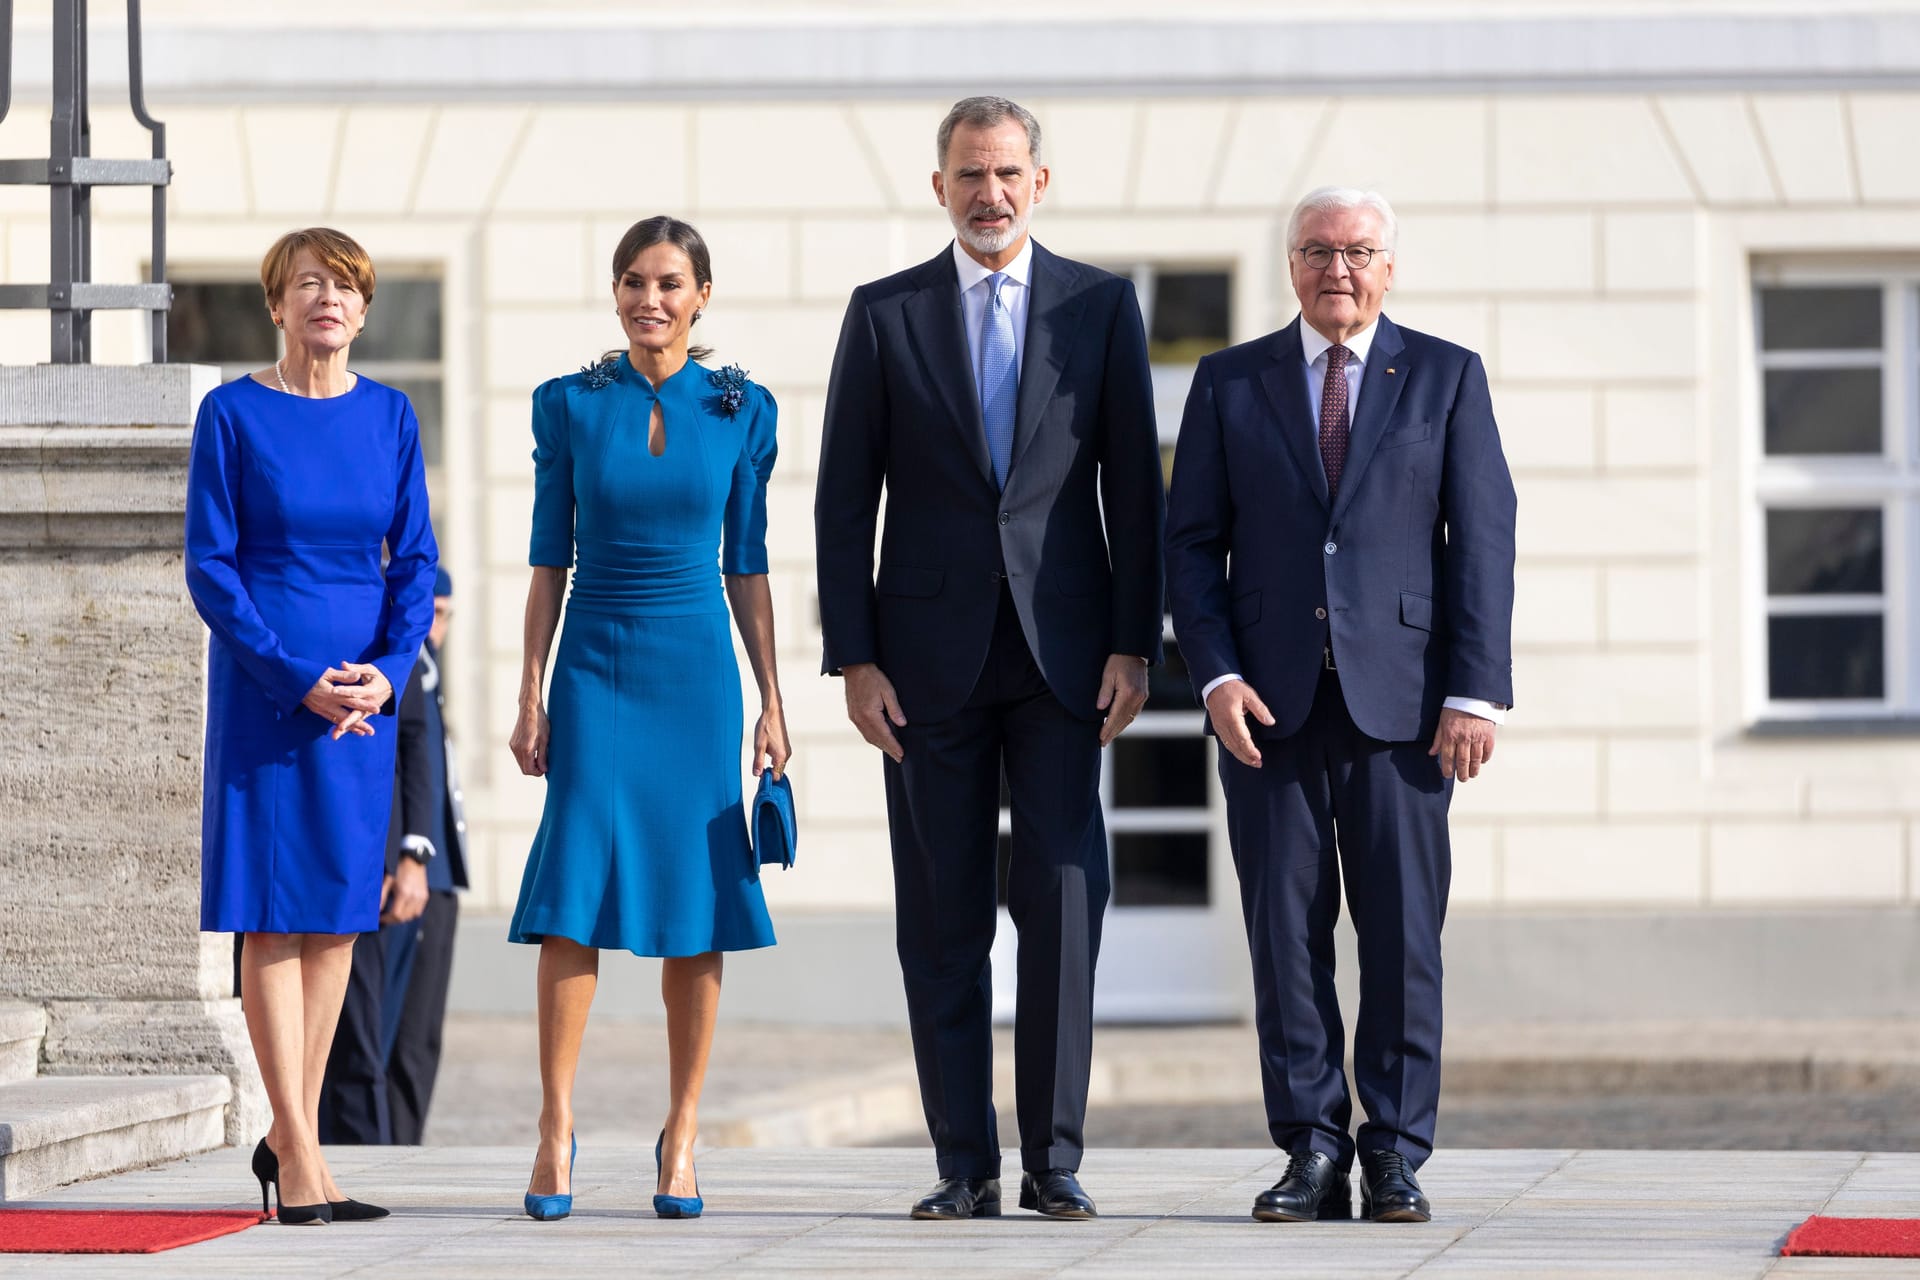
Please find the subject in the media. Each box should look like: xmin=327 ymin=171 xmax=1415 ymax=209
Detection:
xmin=721 ymin=382 xmax=777 ymax=575
xmin=182 ymin=393 xmax=329 ymax=714
xmin=528 ymin=377 xmax=576 ymax=568
xmin=370 ymin=396 xmax=440 ymax=710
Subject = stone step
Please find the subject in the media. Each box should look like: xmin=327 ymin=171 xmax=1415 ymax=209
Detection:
xmin=0 ymin=1074 xmax=231 ymax=1201
xmin=0 ymin=1002 xmax=46 ymax=1086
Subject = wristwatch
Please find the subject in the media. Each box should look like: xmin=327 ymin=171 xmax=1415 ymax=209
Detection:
xmin=399 ymin=835 xmax=437 ymax=866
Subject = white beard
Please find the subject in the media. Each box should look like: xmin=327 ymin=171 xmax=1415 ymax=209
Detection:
xmin=952 ymin=206 xmax=1029 ymax=257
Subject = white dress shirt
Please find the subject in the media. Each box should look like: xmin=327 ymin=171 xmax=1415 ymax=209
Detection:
xmin=953 ymin=238 xmax=1033 ymax=387
xmin=1199 ymin=319 xmax=1508 ymax=726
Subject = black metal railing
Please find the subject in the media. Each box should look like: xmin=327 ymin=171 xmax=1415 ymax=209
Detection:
xmin=0 ymin=0 xmax=171 ymax=363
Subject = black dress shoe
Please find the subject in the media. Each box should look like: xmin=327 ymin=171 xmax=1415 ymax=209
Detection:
xmin=1019 ymin=1169 xmax=1097 ymax=1219
xmin=1252 ymin=1151 xmax=1352 ymax=1222
xmin=1358 ymin=1149 xmax=1431 ymax=1223
xmin=910 ymin=1177 xmax=1002 ymax=1220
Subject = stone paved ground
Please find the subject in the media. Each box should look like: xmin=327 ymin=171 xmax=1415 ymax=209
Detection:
xmin=422 ymin=1017 xmax=914 ymax=1146
xmin=427 ymin=1015 xmax=1920 ymax=1153
xmin=7 ymin=1146 xmax=1920 ymax=1278
xmin=1076 ymin=1092 xmax=1920 ymax=1152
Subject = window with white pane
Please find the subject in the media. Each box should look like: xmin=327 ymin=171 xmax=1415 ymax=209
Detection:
xmin=1753 ymin=276 xmax=1918 ymax=718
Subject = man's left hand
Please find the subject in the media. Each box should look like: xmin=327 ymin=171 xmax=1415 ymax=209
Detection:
xmin=1096 ymin=654 xmax=1149 ymax=746
xmin=381 ymin=858 xmax=430 ymax=925
xmin=1428 ymin=707 xmax=1497 ymax=781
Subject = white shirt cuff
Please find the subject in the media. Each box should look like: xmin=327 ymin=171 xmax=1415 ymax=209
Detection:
xmin=1443 ymin=696 xmax=1507 ymax=725
xmin=1201 ymin=673 xmax=1243 ymax=703
xmin=400 ymin=834 xmax=438 ymax=860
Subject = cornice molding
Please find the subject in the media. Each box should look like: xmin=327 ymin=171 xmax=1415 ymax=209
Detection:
xmin=9 ymin=13 xmax=1920 ymax=103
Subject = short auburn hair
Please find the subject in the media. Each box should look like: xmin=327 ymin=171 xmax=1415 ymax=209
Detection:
xmin=260 ymin=227 xmax=376 ymax=307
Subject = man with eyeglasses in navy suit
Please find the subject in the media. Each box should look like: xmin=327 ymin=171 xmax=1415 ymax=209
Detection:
xmin=1167 ymin=187 xmax=1516 ymax=1225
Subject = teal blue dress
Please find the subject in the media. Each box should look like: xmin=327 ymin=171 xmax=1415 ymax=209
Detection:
xmin=507 ymin=354 xmax=777 ymax=957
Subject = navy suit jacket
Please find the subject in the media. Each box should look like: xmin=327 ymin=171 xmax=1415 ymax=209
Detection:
xmin=815 ymin=241 xmax=1166 ymax=723
xmin=384 ymin=642 xmax=468 ymax=890
xmin=1166 ymin=314 xmax=1516 ymax=743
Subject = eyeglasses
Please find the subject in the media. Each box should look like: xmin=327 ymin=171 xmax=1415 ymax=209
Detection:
xmin=1296 ymin=244 xmax=1386 ymax=271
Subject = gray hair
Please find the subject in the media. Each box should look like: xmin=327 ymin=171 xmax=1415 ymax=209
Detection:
xmin=1286 ymin=186 xmax=1399 ymax=253
xmin=936 ymin=96 xmax=1043 ymax=169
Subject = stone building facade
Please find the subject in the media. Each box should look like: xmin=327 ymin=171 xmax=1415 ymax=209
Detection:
xmin=5 ymin=2 xmax=1918 ymax=1021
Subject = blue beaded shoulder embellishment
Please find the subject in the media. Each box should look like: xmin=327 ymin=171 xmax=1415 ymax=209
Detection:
xmin=579 ymin=355 xmax=620 ymax=390
xmin=707 ymin=363 xmax=751 ymax=418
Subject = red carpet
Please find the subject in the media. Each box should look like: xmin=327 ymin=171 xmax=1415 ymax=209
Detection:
xmin=0 ymin=1208 xmax=264 ymax=1254
xmin=1782 ymin=1216 xmax=1920 ymax=1258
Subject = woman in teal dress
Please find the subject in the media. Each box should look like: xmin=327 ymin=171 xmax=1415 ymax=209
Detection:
xmin=508 ymin=217 xmax=789 ymax=1221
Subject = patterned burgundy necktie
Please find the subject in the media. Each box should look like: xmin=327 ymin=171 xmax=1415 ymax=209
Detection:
xmin=1319 ymin=344 xmax=1352 ymax=498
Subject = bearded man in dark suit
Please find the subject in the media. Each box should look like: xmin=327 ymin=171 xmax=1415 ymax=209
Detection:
xmin=815 ymin=96 xmax=1165 ymax=1221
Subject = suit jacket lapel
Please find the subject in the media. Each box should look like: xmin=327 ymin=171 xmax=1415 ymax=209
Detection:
xmin=1009 ymin=243 xmax=1084 ymax=477
xmin=901 ymin=250 xmax=995 ymax=488
xmin=1255 ymin=319 xmax=1330 ymax=510
xmin=1328 ymin=315 xmax=1409 ymax=525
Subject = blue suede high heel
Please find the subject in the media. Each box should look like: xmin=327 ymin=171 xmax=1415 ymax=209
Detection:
xmin=653 ymin=1130 xmax=702 ymax=1219
xmin=523 ymin=1132 xmax=576 ymax=1221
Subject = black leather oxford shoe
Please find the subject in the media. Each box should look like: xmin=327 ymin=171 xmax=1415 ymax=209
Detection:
xmin=1253 ymin=1150 xmax=1352 ymax=1222
xmin=910 ymin=1176 xmax=1001 ymax=1220
xmin=1359 ymin=1149 xmax=1431 ymax=1223
xmin=1019 ymin=1169 xmax=1097 ymax=1218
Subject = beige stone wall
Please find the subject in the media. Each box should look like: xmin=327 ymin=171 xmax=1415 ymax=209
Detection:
xmin=6 ymin=88 xmax=1920 ymax=915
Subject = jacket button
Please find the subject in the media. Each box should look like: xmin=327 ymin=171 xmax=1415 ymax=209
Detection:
xmin=1315 ymin=607 xmax=1327 ymax=620
xmin=1324 ymin=541 xmax=1338 ymax=555
xmin=999 ymin=512 xmax=1011 ymax=526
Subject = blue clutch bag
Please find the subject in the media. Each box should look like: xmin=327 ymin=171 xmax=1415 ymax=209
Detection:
xmin=752 ymin=770 xmax=797 ymax=874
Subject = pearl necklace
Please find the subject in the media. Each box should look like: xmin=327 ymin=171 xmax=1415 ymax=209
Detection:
xmin=276 ymin=359 xmax=353 ymax=398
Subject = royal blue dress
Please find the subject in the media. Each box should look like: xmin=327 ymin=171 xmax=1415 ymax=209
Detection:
xmin=186 ymin=375 xmax=438 ymax=935
xmin=508 ymin=354 xmax=778 ymax=957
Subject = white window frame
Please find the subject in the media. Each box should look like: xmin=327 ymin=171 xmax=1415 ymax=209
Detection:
xmin=1750 ymin=264 xmax=1920 ymax=723
xmin=1113 ymin=262 xmax=1224 ymax=905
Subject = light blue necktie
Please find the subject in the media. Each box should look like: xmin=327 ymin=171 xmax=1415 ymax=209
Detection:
xmin=977 ymin=272 xmax=1017 ymax=490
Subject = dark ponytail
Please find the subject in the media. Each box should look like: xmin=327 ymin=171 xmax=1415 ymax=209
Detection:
xmin=605 ymin=215 xmax=715 ymax=363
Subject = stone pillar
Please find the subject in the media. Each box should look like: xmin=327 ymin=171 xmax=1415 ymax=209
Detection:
xmin=0 ymin=364 xmax=266 ymax=1144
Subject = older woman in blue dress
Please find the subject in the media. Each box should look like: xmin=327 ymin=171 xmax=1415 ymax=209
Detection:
xmin=185 ymin=228 xmax=438 ymax=1224
xmin=508 ymin=216 xmax=789 ymax=1220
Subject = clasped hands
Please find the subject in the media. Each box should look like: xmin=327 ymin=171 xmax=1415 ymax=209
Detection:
xmin=300 ymin=662 xmax=393 ymax=741
xmin=842 ymin=654 xmax=1148 ymax=761
xmin=1205 ymin=678 xmax=1497 ymax=780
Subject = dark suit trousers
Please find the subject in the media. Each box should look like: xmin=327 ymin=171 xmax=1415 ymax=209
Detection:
xmin=883 ymin=587 xmax=1109 ymax=1179
xmin=319 ymin=929 xmax=392 ymax=1144
xmin=318 ymin=890 xmax=459 ymax=1145
xmin=386 ymin=889 xmax=458 ymax=1145
xmin=1218 ymin=669 xmax=1452 ymax=1171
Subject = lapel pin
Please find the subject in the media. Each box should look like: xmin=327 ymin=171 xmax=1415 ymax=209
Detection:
xmin=1386 ymin=367 xmax=1396 ymax=375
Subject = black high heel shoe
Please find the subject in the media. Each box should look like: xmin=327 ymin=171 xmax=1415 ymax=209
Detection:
xmin=253 ymin=1138 xmax=386 ymax=1223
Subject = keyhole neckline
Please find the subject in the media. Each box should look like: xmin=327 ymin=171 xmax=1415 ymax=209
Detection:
xmin=647 ymin=401 xmax=668 ymax=458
